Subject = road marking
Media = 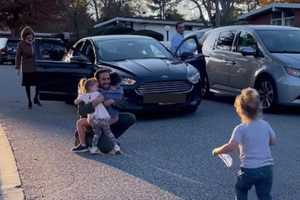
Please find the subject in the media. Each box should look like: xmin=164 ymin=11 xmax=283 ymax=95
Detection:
xmin=0 ymin=125 xmax=24 ymax=200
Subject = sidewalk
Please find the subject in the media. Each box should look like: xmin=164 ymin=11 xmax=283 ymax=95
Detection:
xmin=0 ymin=125 xmax=24 ymax=200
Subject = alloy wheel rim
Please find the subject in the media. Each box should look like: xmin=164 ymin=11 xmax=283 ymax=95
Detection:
xmin=258 ymin=81 xmax=274 ymax=109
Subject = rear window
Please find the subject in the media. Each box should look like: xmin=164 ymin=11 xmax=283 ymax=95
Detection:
xmin=0 ymin=38 xmax=8 ymax=49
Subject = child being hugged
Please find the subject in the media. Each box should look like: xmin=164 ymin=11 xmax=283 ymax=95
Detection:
xmin=107 ymin=72 xmax=124 ymax=124
xmin=73 ymin=78 xmax=121 ymax=155
xmin=212 ymin=88 xmax=277 ymax=200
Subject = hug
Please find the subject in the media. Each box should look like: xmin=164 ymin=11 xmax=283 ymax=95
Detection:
xmin=73 ymin=68 xmax=136 ymax=154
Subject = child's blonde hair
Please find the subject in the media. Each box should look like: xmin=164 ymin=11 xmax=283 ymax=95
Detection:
xmin=78 ymin=78 xmax=98 ymax=94
xmin=234 ymin=88 xmax=262 ymax=122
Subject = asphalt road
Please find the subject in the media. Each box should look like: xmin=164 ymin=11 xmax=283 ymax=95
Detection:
xmin=0 ymin=65 xmax=299 ymax=200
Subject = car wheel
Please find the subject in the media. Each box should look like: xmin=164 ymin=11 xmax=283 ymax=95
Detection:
xmin=255 ymin=77 xmax=277 ymax=111
xmin=201 ymin=73 xmax=212 ymax=98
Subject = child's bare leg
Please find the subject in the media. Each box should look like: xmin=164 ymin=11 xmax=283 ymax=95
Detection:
xmin=77 ymin=118 xmax=89 ymax=145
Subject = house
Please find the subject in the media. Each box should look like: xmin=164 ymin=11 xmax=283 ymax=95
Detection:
xmin=239 ymin=3 xmax=300 ymax=27
xmin=93 ymin=17 xmax=206 ymax=41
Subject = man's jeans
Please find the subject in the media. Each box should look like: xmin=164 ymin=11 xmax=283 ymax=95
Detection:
xmin=235 ymin=165 xmax=273 ymax=200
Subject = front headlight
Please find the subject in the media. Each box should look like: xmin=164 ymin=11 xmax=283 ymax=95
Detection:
xmin=121 ymin=78 xmax=136 ymax=86
xmin=187 ymin=66 xmax=200 ymax=84
xmin=286 ymin=67 xmax=300 ymax=77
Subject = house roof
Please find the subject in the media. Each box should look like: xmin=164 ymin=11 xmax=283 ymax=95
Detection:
xmin=239 ymin=3 xmax=300 ymax=20
xmin=94 ymin=17 xmax=205 ymax=29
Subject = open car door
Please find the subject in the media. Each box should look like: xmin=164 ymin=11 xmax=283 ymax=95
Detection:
xmin=175 ymin=36 xmax=207 ymax=96
xmin=175 ymin=36 xmax=206 ymax=76
xmin=35 ymin=39 xmax=95 ymax=102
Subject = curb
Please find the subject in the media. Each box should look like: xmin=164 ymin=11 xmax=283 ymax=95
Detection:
xmin=0 ymin=125 xmax=24 ymax=200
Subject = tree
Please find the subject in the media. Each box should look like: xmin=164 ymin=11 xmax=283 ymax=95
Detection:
xmin=0 ymin=0 xmax=63 ymax=36
xmin=58 ymin=0 xmax=95 ymax=39
xmin=259 ymin=0 xmax=300 ymax=5
xmin=93 ymin=0 xmax=141 ymax=20
xmin=189 ymin=0 xmax=259 ymax=26
xmin=146 ymin=0 xmax=183 ymax=20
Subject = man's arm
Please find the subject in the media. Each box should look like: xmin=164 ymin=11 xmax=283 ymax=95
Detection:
xmin=91 ymin=95 xmax=104 ymax=107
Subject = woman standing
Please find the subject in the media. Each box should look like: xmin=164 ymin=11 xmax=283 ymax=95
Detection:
xmin=15 ymin=26 xmax=41 ymax=109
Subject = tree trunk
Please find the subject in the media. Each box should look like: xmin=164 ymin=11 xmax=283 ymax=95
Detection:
xmin=91 ymin=0 xmax=100 ymax=21
xmin=190 ymin=0 xmax=207 ymax=25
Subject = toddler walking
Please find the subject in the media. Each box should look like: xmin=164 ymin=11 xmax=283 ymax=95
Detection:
xmin=73 ymin=78 xmax=121 ymax=154
xmin=212 ymin=88 xmax=277 ymax=200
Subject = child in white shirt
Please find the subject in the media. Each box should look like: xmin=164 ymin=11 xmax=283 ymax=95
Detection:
xmin=212 ymin=88 xmax=276 ymax=200
xmin=72 ymin=78 xmax=120 ymax=154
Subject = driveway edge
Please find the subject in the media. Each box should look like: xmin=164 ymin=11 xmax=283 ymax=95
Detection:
xmin=0 ymin=125 xmax=24 ymax=200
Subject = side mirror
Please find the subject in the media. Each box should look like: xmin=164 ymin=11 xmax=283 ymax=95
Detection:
xmin=240 ymin=47 xmax=256 ymax=56
xmin=70 ymin=55 xmax=89 ymax=63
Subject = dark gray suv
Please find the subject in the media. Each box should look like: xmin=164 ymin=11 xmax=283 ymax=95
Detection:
xmin=202 ymin=25 xmax=300 ymax=110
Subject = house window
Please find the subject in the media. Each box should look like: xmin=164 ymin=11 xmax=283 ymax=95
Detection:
xmin=271 ymin=10 xmax=295 ymax=26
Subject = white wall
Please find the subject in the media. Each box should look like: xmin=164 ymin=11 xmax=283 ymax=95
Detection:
xmin=132 ymin=23 xmax=202 ymax=41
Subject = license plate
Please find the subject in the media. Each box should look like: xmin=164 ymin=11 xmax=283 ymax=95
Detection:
xmin=144 ymin=93 xmax=186 ymax=104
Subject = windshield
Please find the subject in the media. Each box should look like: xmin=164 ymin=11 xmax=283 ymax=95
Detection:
xmin=96 ymin=38 xmax=174 ymax=62
xmin=257 ymin=30 xmax=300 ymax=53
xmin=7 ymin=40 xmax=18 ymax=48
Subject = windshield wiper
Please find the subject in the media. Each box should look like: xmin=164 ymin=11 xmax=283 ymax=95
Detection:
xmin=140 ymin=57 xmax=173 ymax=60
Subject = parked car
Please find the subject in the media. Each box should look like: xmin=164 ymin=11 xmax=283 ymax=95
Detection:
xmin=202 ymin=25 xmax=300 ymax=110
xmin=36 ymin=35 xmax=204 ymax=112
xmin=0 ymin=38 xmax=19 ymax=64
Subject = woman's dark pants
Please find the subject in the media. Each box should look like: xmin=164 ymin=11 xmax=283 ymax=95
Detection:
xmin=235 ymin=165 xmax=273 ymax=200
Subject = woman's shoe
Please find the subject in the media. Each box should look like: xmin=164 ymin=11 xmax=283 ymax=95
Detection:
xmin=34 ymin=98 xmax=42 ymax=106
xmin=28 ymin=102 xmax=32 ymax=109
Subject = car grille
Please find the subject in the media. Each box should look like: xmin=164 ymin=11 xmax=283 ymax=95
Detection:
xmin=135 ymin=81 xmax=193 ymax=95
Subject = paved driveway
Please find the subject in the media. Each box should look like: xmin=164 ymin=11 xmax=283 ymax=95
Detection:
xmin=0 ymin=65 xmax=299 ymax=200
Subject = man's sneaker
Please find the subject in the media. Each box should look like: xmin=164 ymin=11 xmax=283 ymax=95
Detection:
xmin=109 ymin=145 xmax=122 ymax=155
xmin=89 ymin=146 xmax=101 ymax=154
xmin=72 ymin=144 xmax=88 ymax=153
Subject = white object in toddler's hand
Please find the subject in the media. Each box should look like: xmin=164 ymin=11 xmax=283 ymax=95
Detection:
xmin=218 ymin=154 xmax=232 ymax=168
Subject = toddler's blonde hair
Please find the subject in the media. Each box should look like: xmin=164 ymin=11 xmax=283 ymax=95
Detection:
xmin=78 ymin=78 xmax=98 ymax=94
xmin=234 ymin=88 xmax=262 ymax=122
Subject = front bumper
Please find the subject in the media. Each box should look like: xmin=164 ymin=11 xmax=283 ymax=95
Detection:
xmin=117 ymin=82 xmax=202 ymax=112
xmin=276 ymin=75 xmax=300 ymax=105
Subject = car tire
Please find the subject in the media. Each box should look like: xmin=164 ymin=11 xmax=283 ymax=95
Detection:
xmin=201 ymin=73 xmax=212 ymax=98
xmin=255 ymin=76 xmax=277 ymax=111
